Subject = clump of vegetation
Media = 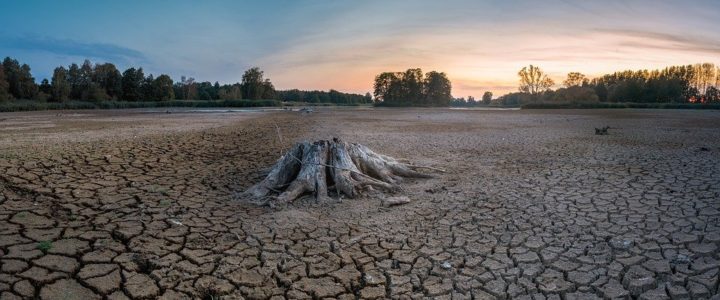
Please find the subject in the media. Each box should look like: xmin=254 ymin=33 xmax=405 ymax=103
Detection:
xmin=148 ymin=185 xmax=170 ymax=196
xmin=159 ymin=199 xmax=172 ymax=207
xmin=373 ymin=68 xmax=452 ymax=107
xmin=37 ymin=241 xmax=53 ymax=253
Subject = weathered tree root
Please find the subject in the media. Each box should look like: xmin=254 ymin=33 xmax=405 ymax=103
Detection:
xmin=243 ymin=138 xmax=434 ymax=205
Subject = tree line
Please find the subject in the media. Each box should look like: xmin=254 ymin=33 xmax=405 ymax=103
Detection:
xmin=373 ymin=68 xmax=453 ymax=106
xmin=277 ymin=89 xmax=372 ymax=105
xmin=0 ymin=57 xmax=368 ymax=104
xmin=493 ymin=63 xmax=720 ymax=106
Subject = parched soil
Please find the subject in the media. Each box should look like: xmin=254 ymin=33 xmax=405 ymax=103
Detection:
xmin=1 ymin=108 xmax=719 ymax=299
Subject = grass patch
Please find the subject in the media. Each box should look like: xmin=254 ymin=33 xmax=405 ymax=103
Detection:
xmin=37 ymin=241 xmax=53 ymax=253
xmin=147 ymin=185 xmax=169 ymax=196
xmin=0 ymin=99 xmax=282 ymax=112
xmin=521 ymin=102 xmax=720 ymax=109
xmin=159 ymin=199 xmax=172 ymax=207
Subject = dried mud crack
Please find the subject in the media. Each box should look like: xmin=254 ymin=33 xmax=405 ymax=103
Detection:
xmin=0 ymin=108 xmax=719 ymax=299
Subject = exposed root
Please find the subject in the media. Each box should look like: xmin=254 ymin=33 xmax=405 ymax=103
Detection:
xmin=242 ymin=138 xmax=436 ymax=205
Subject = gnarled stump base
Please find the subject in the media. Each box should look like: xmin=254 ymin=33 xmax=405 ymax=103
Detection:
xmin=243 ymin=138 xmax=434 ymax=205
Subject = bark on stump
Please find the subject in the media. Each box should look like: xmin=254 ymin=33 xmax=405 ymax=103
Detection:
xmin=243 ymin=138 xmax=433 ymax=205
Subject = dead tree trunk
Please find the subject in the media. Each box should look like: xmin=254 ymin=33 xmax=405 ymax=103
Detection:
xmin=242 ymin=138 xmax=436 ymax=205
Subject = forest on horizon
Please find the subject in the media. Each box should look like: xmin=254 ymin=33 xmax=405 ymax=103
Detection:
xmin=1 ymin=56 xmax=719 ymax=107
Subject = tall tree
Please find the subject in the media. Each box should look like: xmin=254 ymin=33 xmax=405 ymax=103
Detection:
xmin=2 ymin=57 xmax=21 ymax=99
xmin=153 ymin=74 xmax=174 ymax=101
xmin=373 ymin=72 xmax=399 ymax=103
xmin=18 ymin=64 xmax=38 ymax=99
xmin=693 ymin=63 xmax=716 ymax=95
xmin=51 ymin=67 xmax=71 ymax=102
xmin=262 ymin=79 xmax=276 ymax=99
xmin=39 ymin=79 xmax=51 ymax=95
xmin=93 ymin=63 xmax=122 ymax=99
xmin=0 ymin=64 xmax=9 ymax=101
xmin=482 ymin=91 xmax=493 ymax=104
xmin=424 ymin=71 xmax=452 ymax=106
xmin=67 ymin=63 xmax=81 ymax=99
xmin=403 ymin=68 xmax=424 ymax=104
xmin=563 ymin=72 xmax=587 ymax=87
xmin=241 ymin=67 xmax=269 ymax=100
xmin=142 ymin=74 xmax=155 ymax=101
xmin=177 ymin=76 xmax=197 ymax=100
xmin=2 ymin=57 xmax=38 ymax=99
xmin=121 ymin=67 xmax=145 ymax=101
xmin=518 ymin=65 xmax=554 ymax=94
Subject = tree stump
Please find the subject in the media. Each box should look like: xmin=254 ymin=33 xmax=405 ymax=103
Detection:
xmin=243 ymin=138 xmax=435 ymax=205
xmin=595 ymin=126 xmax=610 ymax=135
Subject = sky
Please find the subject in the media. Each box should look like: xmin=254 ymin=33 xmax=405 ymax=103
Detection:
xmin=1 ymin=0 xmax=719 ymax=97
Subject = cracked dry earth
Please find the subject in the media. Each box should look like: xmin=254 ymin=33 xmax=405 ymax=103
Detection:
xmin=1 ymin=108 xmax=719 ymax=300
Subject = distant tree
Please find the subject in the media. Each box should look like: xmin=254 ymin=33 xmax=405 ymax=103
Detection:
xmin=142 ymin=74 xmax=156 ymax=101
xmin=67 ymin=63 xmax=81 ymax=99
xmin=212 ymin=82 xmax=221 ymax=99
xmin=176 ymin=76 xmax=198 ymax=100
xmin=196 ymin=81 xmax=213 ymax=100
xmin=549 ymin=86 xmax=599 ymax=103
xmin=2 ymin=57 xmax=38 ymax=99
xmin=692 ymin=63 xmax=716 ymax=95
xmin=93 ymin=63 xmax=122 ymax=99
xmin=518 ymin=65 xmax=554 ymax=94
xmin=403 ymin=68 xmax=424 ymax=104
xmin=364 ymin=92 xmax=372 ymax=103
xmin=121 ymin=67 xmax=145 ymax=101
xmin=373 ymin=72 xmax=399 ymax=103
xmin=262 ymin=79 xmax=276 ymax=99
xmin=241 ymin=67 xmax=271 ymax=100
xmin=563 ymin=72 xmax=587 ymax=87
xmin=219 ymin=84 xmax=242 ymax=100
xmin=497 ymin=92 xmax=534 ymax=106
xmin=51 ymin=67 xmax=71 ymax=102
xmin=18 ymin=64 xmax=38 ymax=99
xmin=482 ymin=91 xmax=493 ymax=104
xmin=424 ymin=71 xmax=452 ymax=106
xmin=153 ymin=74 xmax=174 ymax=100
xmin=0 ymin=64 xmax=9 ymax=101
xmin=706 ymin=86 xmax=720 ymax=103
xmin=79 ymin=59 xmax=94 ymax=96
xmin=2 ymin=57 xmax=21 ymax=99
xmin=39 ymin=79 xmax=51 ymax=95
xmin=467 ymin=96 xmax=476 ymax=105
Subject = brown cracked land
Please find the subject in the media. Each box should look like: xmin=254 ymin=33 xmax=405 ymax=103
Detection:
xmin=1 ymin=108 xmax=719 ymax=300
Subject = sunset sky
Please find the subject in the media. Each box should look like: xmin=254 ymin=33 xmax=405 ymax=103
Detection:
xmin=1 ymin=0 xmax=719 ymax=97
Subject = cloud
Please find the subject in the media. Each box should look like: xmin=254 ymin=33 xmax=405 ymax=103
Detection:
xmin=593 ymin=28 xmax=720 ymax=55
xmin=0 ymin=35 xmax=146 ymax=64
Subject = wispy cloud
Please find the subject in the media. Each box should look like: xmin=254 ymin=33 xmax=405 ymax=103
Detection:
xmin=0 ymin=35 xmax=146 ymax=65
xmin=593 ymin=28 xmax=720 ymax=55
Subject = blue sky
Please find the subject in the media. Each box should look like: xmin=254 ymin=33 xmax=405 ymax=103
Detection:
xmin=1 ymin=0 xmax=719 ymax=96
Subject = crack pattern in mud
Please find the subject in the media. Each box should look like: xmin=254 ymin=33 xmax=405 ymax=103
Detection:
xmin=0 ymin=109 xmax=719 ymax=299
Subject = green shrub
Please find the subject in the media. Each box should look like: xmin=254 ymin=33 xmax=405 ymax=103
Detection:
xmin=37 ymin=241 xmax=53 ymax=253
